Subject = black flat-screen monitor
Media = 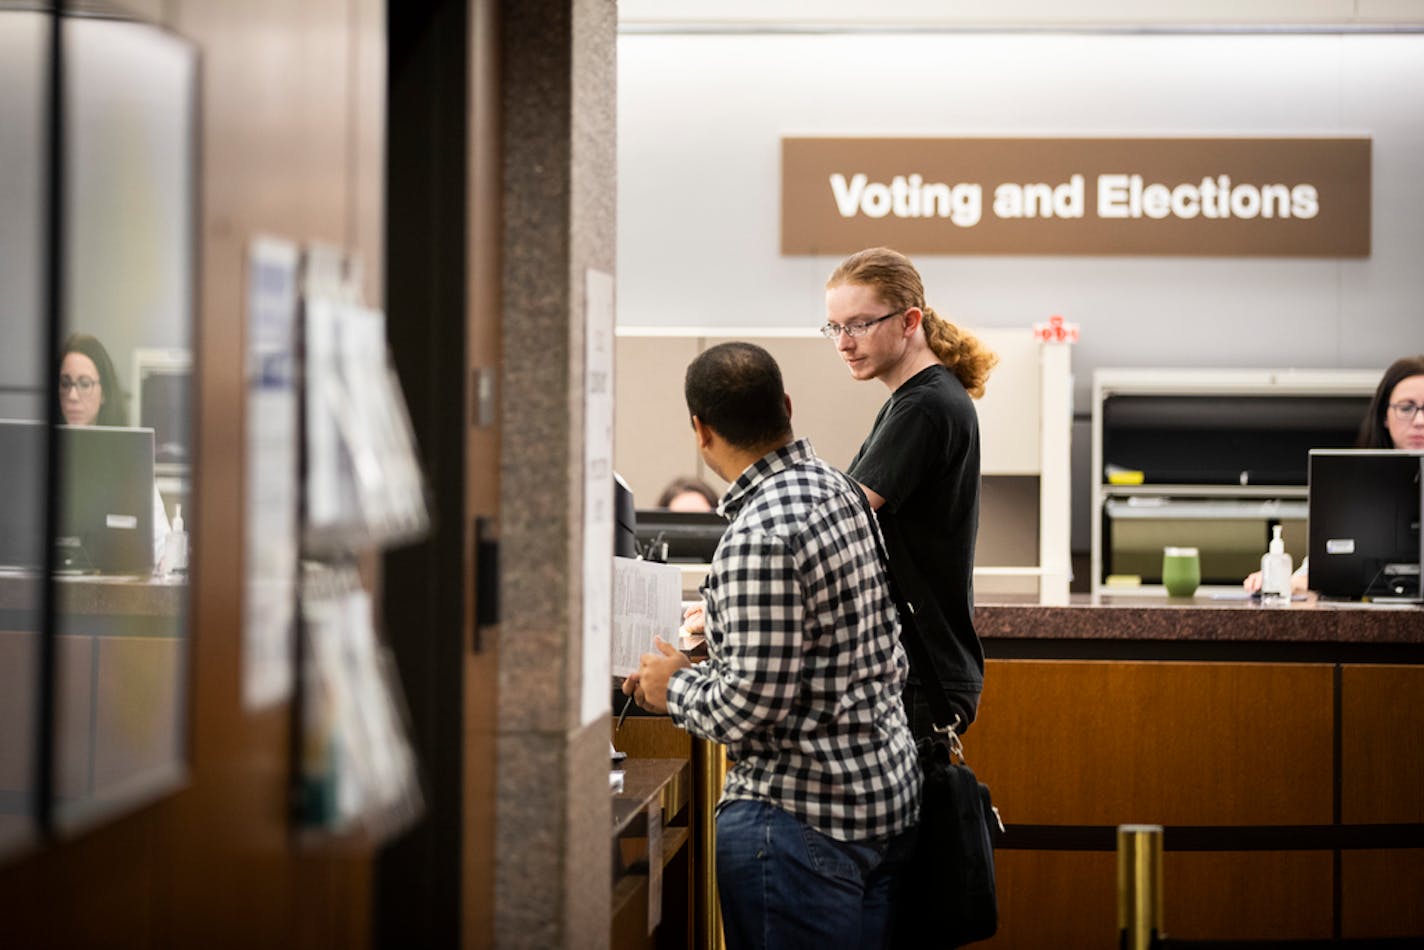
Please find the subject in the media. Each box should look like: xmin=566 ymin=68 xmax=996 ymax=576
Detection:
xmin=57 ymin=424 xmax=157 ymax=575
xmin=136 ymin=362 xmax=191 ymax=466
xmin=614 ymin=473 xmax=637 ymax=558
xmin=0 ymin=420 xmax=158 ymax=575
xmin=1308 ymin=449 xmax=1423 ymax=601
xmin=634 ymin=508 xmax=728 ymax=564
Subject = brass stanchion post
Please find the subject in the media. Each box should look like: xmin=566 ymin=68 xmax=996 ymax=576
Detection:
xmin=692 ymin=737 xmax=727 ymax=950
xmin=1117 ymin=824 xmax=1164 ymax=950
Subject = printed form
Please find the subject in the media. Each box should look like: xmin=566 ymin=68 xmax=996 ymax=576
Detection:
xmin=611 ymin=557 xmax=684 ymax=678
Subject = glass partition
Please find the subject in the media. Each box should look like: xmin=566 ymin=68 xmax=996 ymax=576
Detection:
xmin=0 ymin=2 xmax=52 ymax=859
xmin=0 ymin=3 xmax=197 ymax=846
xmin=50 ymin=9 xmax=197 ymax=833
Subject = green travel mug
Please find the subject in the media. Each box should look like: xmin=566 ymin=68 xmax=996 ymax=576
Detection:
xmin=1162 ymin=546 xmax=1201 ymax=597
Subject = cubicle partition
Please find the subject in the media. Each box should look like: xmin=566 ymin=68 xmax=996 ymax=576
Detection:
xmin=614 ymin=327 xmax=1073 ymax=602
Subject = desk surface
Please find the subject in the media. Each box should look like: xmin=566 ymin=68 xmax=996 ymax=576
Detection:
xmin=612 ymin=757 xmax=688 ymax=839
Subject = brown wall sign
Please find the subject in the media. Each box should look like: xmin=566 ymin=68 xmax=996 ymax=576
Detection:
xmin=781 ymin=137 xmax=1371 ymax=257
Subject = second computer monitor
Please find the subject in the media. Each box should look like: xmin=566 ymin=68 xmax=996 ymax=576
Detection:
xmin=633 ymin=509 xmax=728 ymax=564
xmin=1308 ymin=449 xmax=1423 ymax=601
xmin=132 ymin=348 xmax=192 ymax=467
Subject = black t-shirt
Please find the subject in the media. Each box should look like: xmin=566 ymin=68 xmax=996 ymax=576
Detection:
xmin=848 ymin=364 xmax=983 ymax=725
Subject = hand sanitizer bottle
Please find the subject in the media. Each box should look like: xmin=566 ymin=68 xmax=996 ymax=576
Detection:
xmin=1260 ymin=524 xmax=1292 ymax=602
xmin=165 ymin=504 xmax=189 ymax=577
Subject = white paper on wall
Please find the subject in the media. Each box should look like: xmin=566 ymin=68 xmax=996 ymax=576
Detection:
xmin=582 ymin=268 xmax=616 ymax=726
xmin=242 ymin=236 xmax=300 ymax=711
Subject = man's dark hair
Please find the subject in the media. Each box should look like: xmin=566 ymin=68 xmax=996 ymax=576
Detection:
xmin=685 ymin=342 xmax=792 ymax=450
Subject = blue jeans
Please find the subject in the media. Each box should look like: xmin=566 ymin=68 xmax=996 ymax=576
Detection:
xmin=715 ymin=799 xmax=916 ymax=950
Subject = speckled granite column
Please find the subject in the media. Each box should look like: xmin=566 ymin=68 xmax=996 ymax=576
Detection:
xmin=496 ymin=0 xmax=616 ymax=947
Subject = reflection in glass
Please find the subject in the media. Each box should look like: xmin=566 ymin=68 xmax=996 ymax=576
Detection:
xmin=0 ymin=5 xmax=51 ymax=858
xmin=50 ymin=12 xmax=197 ymax=832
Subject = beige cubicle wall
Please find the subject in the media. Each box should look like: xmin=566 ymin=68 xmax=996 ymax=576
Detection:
xmin=614 ymin=328 xmax=1072 ymax=600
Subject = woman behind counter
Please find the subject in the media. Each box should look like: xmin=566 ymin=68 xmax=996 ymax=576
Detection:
xmin=1357 ymin=355 xmax=1424 ymax=451
xmin=59 ymin=333 xmax=171 ymax=569
xmin=655 ymin=475 xmax=718 ymax=512
xmin=1245 ymin=354 xmax=1424 ymax=593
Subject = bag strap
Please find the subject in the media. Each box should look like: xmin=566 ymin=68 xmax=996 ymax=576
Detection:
xmin=839 ymin=470 xmax=965 ymax=745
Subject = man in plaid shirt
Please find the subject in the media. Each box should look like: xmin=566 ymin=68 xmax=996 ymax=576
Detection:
xmin=625 ymin=342 xmax=919 ymax=950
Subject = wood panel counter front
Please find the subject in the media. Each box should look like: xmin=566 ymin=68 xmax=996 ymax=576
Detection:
xmin=965 ymin=594 xmax=1423 ymax=947
xmin=0 ymin=572 xmax=189 ymax=834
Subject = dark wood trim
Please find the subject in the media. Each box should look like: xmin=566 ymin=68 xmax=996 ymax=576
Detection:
xmin=1332 ymin=663 xmax=1344 ymax=939
xmin=984 ymin=637 xmax=1424 ymax=664
xmin=37 ymin=0 xmax=65 ymax=840
xmin=375 ymin=2 xmax=471 ymax=946
xmin=999 ymin=823 xmax=1424 ymax=852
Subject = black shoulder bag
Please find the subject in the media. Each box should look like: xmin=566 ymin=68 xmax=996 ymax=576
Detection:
xmin=893 ymin=612 xmax=1003 ymax=948
xmin=844 ymin=473 xmax=1003 ymax=948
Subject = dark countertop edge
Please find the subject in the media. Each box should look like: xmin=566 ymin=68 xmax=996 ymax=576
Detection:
xmin=0 ymin=574 xmax=187 ymax=616
xmin=611 ymin=757 xmax=688 ymax=839
xmin=974 ymin=598 xmax=1424 ymax=645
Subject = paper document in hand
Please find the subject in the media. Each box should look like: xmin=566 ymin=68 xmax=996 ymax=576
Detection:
xmin=612 ymin=557 xmax=683 ymax=677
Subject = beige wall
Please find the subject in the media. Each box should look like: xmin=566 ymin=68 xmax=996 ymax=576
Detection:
xmin=615 ymin=330 xmax=1047 ymax=576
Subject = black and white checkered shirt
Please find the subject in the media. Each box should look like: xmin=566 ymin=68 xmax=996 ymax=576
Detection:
xmin=665 ymin=438 xmax=919 ymax=842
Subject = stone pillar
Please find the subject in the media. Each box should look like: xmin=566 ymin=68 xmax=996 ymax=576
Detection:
xmin=496 ymin=0 xmax=616 ymax=946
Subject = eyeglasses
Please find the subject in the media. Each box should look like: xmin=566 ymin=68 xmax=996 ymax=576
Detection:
xmin=818 ymin=309 xmax=903 ymax=340
xmin=59 ymin=375 xmax=99 ymax=395
xmin=1389 ymin=401 xmax=1424 ymax=421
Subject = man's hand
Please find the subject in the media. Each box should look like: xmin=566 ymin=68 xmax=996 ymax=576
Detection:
xmin=680 ymin=602 xmax=706 ymax=636
xmin=624 ymin=636 xmax=691 ymax=714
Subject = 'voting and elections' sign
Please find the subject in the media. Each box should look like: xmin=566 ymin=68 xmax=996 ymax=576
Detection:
xmin=781 ymin=137 xmax=1370 ymax=257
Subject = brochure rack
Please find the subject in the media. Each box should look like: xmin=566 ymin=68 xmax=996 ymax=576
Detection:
xmin=289 ymin=245 xmax=428 ymax=841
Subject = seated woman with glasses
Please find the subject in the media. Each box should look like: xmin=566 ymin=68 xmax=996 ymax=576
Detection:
xmin=1244 ymin=354 xmax=1424 ymax=593
xmin=59 ymin=333 xmax=171 ymax=570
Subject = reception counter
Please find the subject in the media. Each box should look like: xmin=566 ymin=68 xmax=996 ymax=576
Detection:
xmin=978 ymin=591 xmax=1424 ymax=647
xmin=616 ymin=592 xmax=1423 ymax=948
xmin=0 ymin=572 xmax=189 ymax=832
xmin=968 ymin=594 xmax=1423 ymax=947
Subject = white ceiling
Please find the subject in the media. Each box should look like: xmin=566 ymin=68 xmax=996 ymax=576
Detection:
xmin=619 ymin=1 xmax=1424 ymax=31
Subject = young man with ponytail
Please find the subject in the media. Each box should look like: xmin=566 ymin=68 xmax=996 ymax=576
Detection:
xmin=823 ymin=247 xmax=998 ymax=740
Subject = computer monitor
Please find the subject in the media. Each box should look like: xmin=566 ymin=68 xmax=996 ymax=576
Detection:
xmin=132 ymin=348 xmax=192 ymax=467
xmin=57 ymin=424 xmax=157 ymax=575
xmin=0 ymin=420 xmax=156 ymax=575
xmin=1307 ymin=449 xmax=1423 ymax=601
xmin=614 ymin=473 xmax=638 ymax=558
xmin=633 ymin=508 xmax=728 ymax=564
xmin=0 ymin=420 xmax=47 ymax=571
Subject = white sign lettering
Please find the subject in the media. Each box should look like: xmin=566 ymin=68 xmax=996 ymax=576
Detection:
xmin=830 ymin=172 xmax=1319 ymax=226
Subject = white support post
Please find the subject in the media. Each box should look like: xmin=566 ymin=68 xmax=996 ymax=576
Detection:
xmin=1038 ymin=342 xmax=1073 ymax=604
